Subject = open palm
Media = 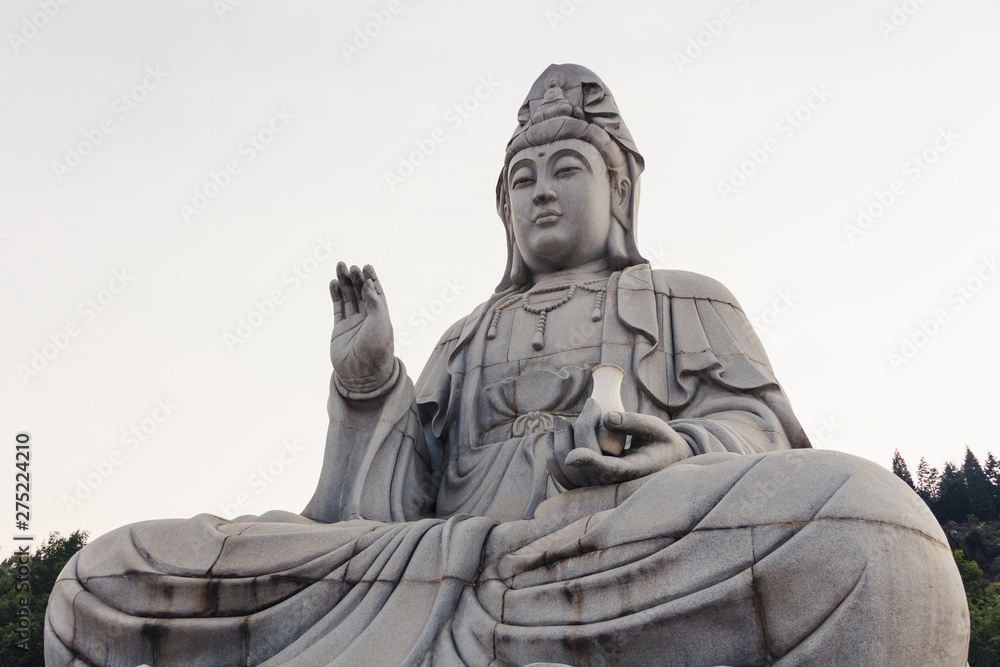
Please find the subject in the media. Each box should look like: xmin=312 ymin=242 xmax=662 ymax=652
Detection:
xmin=330 ymin=262 xmax=395 ymax=394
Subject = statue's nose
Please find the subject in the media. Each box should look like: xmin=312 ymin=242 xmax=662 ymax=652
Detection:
xmin=532 ymin=177 xmax=557 ymax=205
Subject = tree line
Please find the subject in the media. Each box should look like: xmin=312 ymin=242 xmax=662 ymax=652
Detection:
xmin=0 ymin=531 xmax=88 ymax=666
xmin=893 ymin=447 xmax=999 ymax=525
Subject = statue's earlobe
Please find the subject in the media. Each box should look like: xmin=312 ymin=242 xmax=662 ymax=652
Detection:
xmin=614 ymin=177 xmax=631 ymax=217
xmin=607 ymin=176 xmax=633 ymax=270
xmin=510 ymin=243 xmax=529 ymax=286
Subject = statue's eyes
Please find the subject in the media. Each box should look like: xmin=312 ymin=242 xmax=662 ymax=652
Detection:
xmin=511 ymin=173 xmax=535 ymax=188
xmin=555 ymin=165 xmax=582 ymax=177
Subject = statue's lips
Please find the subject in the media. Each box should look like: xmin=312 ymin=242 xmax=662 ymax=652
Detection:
xmin=532 ymin=210 xmax=562 ymax=225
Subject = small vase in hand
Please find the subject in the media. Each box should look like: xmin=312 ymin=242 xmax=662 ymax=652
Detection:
xmin=591 ymin=364 xmax=626 ymax=456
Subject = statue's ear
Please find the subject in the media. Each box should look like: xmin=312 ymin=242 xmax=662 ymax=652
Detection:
xmin=611 ymin=175 xmax=631 ymax=225
xmin=607 ymin=174 xmax=634 ymax=270
xmin=510 ymin=238 xmax=529 ymax=286
xmin=614 ymin=176 xmax=631 ymax=214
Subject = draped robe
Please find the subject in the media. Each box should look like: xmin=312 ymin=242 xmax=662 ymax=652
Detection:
xmin=44 ymin=266 xmax=969 ymax=666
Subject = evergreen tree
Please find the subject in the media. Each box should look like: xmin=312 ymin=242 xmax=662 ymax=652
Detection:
xmin=0 ymin=531 xmax=88 ymax=666
xmin=891 ymin=450 xmax=915 ymax=489
xmin=938 ymin=462 xmax=971 ymax=523
xmin=965 ymin=448 xmax=996 ymax=521
xmin=916 ymin=457 xmax=940 ymax=503
xmin=985 ymin=453 xmax=1000 ymax=488
xmin=985 ymin=453 xmax=1000 ymax=514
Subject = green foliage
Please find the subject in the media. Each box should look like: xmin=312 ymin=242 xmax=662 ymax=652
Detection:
xmin=967 ymin=448 xmax=998 ymax=522
xmin=897 ymin=450 xmax=1000 ymax=663
xmin=892 ymin=449 xmax=915 ymax=489
xmin=957 ymin=548 xmax=1000 ymax=666
xmin=957 ymin=548 xmax=987 ymax=602
xmin=971 ymin=585 xmax=1000 ymax=667
xmin=940 ymin=462 xmax=973 ymax=522
xmin=985 ymin=454 xmax=999 ymax=488
xmin=898 ymin=449 xmax=1000 ymax=525
xmin=0 ymin=531 xmax=88 ymax=666
xmin=916 ymin=457 xmax=940 ymax=503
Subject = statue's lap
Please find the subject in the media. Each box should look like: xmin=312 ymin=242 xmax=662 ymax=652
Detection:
xmin=45 ymin=450 xmax=967 ymax=666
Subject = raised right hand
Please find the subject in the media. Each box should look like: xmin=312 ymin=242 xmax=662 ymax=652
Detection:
xmin=330 ymin=262 xmax=395 ymax=394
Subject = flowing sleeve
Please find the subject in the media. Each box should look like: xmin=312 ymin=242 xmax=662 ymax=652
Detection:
xmin=301 ymin=318 xmax=467 ymax=524
xmin=619 ymin=267 xmax=811 ymax=456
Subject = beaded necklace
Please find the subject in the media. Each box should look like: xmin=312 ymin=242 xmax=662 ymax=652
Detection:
xmin=486 ymin=278 xmax=607 ymax=350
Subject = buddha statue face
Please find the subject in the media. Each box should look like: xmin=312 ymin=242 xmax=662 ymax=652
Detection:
xmin=494 ymin=64 xmax=648 ymax=290
xmin=507 ymin=138 xmax=627 ymax=274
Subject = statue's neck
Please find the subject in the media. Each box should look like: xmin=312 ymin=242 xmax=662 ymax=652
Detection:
xmin=529 ymin=258 xmax=613 ymax=290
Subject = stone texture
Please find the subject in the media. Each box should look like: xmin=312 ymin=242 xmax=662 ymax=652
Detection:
xmin=45 ymin=63 xmax=969 ymax=666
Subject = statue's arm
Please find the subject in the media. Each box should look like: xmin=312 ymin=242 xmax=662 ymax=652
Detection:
xmin=652 ymin=270 xmax=811 ymax=455
xmin=300 ymin=264 xmax=442 ymax=523
xmin=668 ymin=386 xmax=804 ymax=455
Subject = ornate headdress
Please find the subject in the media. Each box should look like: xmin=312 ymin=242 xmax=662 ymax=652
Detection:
xmin=495 ymin=64 xmax=647 ymax=291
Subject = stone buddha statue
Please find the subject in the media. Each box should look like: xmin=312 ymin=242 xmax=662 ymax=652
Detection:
xmin=46 ymin=64 xmax=969 ymax=666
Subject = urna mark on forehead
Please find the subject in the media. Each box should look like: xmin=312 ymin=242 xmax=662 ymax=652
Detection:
xmin=510 ymin=140 xmax=599 ymax=166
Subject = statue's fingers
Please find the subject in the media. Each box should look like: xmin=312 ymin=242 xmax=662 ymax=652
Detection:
xmin=603 ymin=411 xmax=675 ymax=444
xmin=363 ymin=265 xmax=384 ymax=298
xmin=336 ymin=262 xmax=358 ymax=316
xmin=350 ymin=265 xmax=367 ymax=303
xmin=360 ymin=279 xmax=387 ymax=320
xmin=547 ymin=428 xmax=582 ymax=490
xmin=573 ymin=398 xmax=603 ymax=455
xmin=551 ymin=422 xmax=573 ymax=465
xmin=350 ymin=265 xmax=366 ymax=314
xmin=335 ymin=261 xmax=351 ymax=285
xmin=620 ymin=439 xmax=691 ymax=474
xmin=330 ymin=280 xmax=345 ymax=322
xmin=565 ymin=448 xmax=629 ymax=486
xmin=349 ymin=264 xmax=364 ymax=287
xmin=564 ymin=447 xmax=598 ymax=468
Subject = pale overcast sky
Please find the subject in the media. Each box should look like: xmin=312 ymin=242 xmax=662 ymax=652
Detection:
xmin=2 ymin=0 xmax=999 ymax=544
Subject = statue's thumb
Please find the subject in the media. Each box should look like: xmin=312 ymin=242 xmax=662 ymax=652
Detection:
xmin=361 ymin=279 xmax=383 ymax=311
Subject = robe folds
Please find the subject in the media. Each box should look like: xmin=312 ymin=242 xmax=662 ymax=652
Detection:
xmin=45 ymin=266 xmax=969 ymax=666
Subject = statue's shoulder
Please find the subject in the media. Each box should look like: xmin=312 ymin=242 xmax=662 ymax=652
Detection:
xmin=648 ymin=268 xmax=743 ymax=310
xmin=431 ymin=299 xmax=492 ymax=350
xmin=434 ymin=314 xmax=470 ymax=348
